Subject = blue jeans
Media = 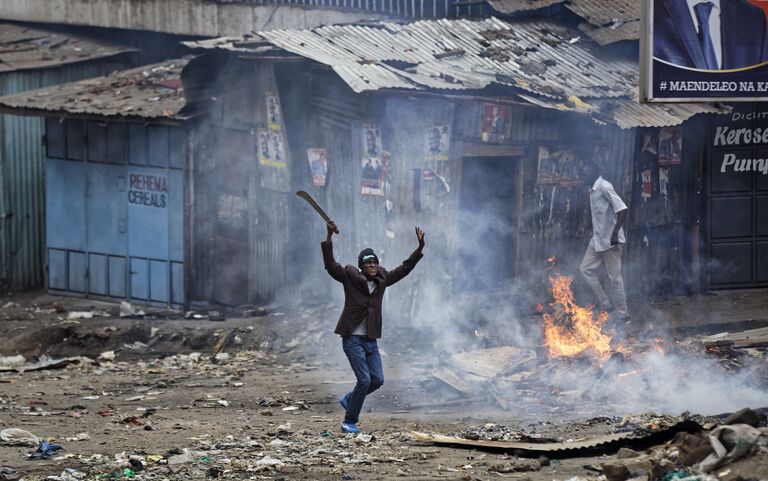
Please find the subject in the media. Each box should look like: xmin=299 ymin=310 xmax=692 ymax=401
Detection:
xmin=341 ymin=335 xmax=384 ymax=424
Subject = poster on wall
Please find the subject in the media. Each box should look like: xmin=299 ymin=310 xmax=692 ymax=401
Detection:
xmin=536 ymin=147 xmax=580 ymax=186
xmin=266 ymin=93 xmax=283 ymax=131
xmin=426 ymin=125 xmax=450 ymax=161
xmin=657 ymin=127 xmax=682 ymax=165
xmin=641 ymin=0 xmax=768 ymax=102
xmin=361 ymin=152 xmax=389 ymax=196
xmin=258 ymin=129 xmax=287 ymax=169
xmin=481 ymin=103 xmax=509 ymax=143
xmin=307 ymin=148 xmax=328 ymax=187
xmin=361 ymin=124 xmax=384 ymax=196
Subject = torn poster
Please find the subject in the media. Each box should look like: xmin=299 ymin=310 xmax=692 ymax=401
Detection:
xmin=426 ymin=125 xmax=450 ymax=161
xmin=481 ymin=103 xmax=509 ymax=143
xmin=258 ymin=129 xmax=287 ymax=168
xmin=362 ymin=152 xmax=389 ymax=196
xmin=361 ymin=125 xmax=385 ymax=196
xmin=657 ymin=127 xmax=682 ymax=166
xmin=642 ymin=131 xmax=658 ymax=156
xmin=659 ymin=166 xmax=669 ymax=198
xmin=266 ymin=93 xmax=283 ymax=131
xmin=307 ymin=148 xmax=327 ymax=187
xmin=641 ymin=168 xmax=653 ymax=200
xmin=537 ymin=147 xmax=580 ymax=186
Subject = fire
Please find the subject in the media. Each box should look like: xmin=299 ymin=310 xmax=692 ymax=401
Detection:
xmin=542 ymin=272 xmax=615 ymax=364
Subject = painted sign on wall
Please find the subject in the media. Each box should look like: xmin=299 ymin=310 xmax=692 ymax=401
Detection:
xmin=128 ymin=172 xmax=167 ymax=208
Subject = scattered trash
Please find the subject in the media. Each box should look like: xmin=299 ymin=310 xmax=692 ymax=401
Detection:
xmin=0 ymin=355 xmax=26 ymax=367
xmin=67 ymin=310 xmax=109 ymax=320
xmin=0 ymin=356 xmax=94 ymax=373
xmin=0 ymin=428 xmax=39 ymax=447
xmin=64 ymin=433 xmax=90 ymax=442
xmin=122 ymin=416 xmax=145 ymax=426
xmin=99 ymin=351 xmax=116 ymax=361
xmin=695 ymin=424 xmax=766 ymax=473
xmin=355 ymin=433 xmax=373 ymax=443
xmin=119 ymin=301 xmax=145 ymax=318
xmin=0 ymin=467 xmax=18 ymax=481
xmin=167 ymin=449 xmax=206 ymax=465
xmin=255 ymin=456 xmax=284 ymax=467
xmin=27 ymin=439 xmax=64 ymax=460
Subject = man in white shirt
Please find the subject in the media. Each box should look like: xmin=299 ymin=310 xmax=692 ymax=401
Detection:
xmin=577 ymin=163 xmax=630 ymax=322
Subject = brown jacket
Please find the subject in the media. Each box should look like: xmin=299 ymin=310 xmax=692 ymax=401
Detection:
xmin=322 ymin=241 xmax=422 ymax=339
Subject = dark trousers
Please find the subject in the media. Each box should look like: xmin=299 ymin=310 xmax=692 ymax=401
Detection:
xmin=341 ymin=335 xmax=384 ymax=424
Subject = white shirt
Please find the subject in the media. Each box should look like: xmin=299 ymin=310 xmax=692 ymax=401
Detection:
xmin=351 ymin=280 xmax=376 ymax=336
xmin=589 ymin=177 xmax=627 ymax=252
xmin=687 ymin=0 xmax=722 ymax=69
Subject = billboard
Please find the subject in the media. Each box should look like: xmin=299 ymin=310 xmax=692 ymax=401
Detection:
xmin=641 ymin=0 xmax=768 ymax=102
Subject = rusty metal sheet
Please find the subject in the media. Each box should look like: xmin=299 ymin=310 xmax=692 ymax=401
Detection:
xmin=578 ymin=20 xmax=641 ymax=46
xmin=0 ymin=58 xmax=192 ymax=120
xmin=566 ymin=0 xmax=640 ymax=43
xmin=0 ymin=22 xmax=134 ymax=72
xmin=411 ymin=420 xmax=702 ymax=453
xmin=411 ymin=430 xmax=639 ymax=452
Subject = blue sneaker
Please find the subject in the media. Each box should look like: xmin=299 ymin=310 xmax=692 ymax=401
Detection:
xmin=339 ymin=394 xmax=349 ymax=411
xmin=341 ymin=422 xmax=360 ymax=434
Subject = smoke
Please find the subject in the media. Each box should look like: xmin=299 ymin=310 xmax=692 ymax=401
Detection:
xmin=185 ymin=54 xmax=766 ymax=420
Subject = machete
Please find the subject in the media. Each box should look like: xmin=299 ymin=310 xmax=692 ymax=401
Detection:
xmin=296 ymin=190 xmax=339 ymax=234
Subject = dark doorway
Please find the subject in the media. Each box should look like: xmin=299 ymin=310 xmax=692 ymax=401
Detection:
xmin=456 ymin=156 xmax=519 ymax=291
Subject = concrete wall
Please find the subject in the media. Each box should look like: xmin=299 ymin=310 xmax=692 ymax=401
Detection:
xmin=0 ymin=0 xmax=394 ymax=36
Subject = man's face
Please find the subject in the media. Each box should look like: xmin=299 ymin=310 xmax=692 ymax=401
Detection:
xmin=582 ymin=165 xmax=599 ymax=184
xmin=362 ymin=260 xmax=378 ymax=278
xmin=366 ymin=131 xmax=376 ymax=151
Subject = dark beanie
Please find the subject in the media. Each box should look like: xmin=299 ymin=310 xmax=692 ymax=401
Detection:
xmin=358 ymin=248 xmax=379 ymax=267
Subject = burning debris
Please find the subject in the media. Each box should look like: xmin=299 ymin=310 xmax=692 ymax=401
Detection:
xmin=428 ymin=258 xmax=768 ymax=416
xmin=542 ymin=271 xmax=615 ymax=364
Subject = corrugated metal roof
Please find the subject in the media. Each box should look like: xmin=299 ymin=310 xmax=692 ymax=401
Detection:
xmin=485 ymin=0 xmax=562 ymax=14
xmin=0 ymin=58 xmax=191 ymax=120
xmin=566 ymin=0 xmax=640 ymax=44
xmin=484 ymin=0 xmax=639 ymax=44
xmin=0 ymin=22 xmax=135 ymax=72
xmin=187 ymin=17 xmax=638 ymax=99
xmin=517 ymin=92 xmax=729 ymax=128
xmin=185 ymin=17 xmax=723 ymax=128
xmin=610 ymin=98 xmax=729 ymax=129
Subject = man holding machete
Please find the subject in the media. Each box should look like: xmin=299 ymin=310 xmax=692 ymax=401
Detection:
xmin=322 ymin=220 xmax=425 ymax=434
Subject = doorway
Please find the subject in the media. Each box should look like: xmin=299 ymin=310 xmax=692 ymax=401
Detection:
xmin=456 ymin=156 xmax=520 ymax=291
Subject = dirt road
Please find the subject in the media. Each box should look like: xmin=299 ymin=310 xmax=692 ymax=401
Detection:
xmin=0 ymin=293 xmax=766 ymax=480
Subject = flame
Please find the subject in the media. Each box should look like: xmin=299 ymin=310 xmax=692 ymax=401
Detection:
xmin=542 ymin=272 xmax=615 ymax=364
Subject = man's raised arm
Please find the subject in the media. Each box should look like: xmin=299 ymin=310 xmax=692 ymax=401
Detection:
xmin=385 ymin=226 xmax=425 ymax=287
xmin=321 ymin=221 xmax=346 ymax=283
